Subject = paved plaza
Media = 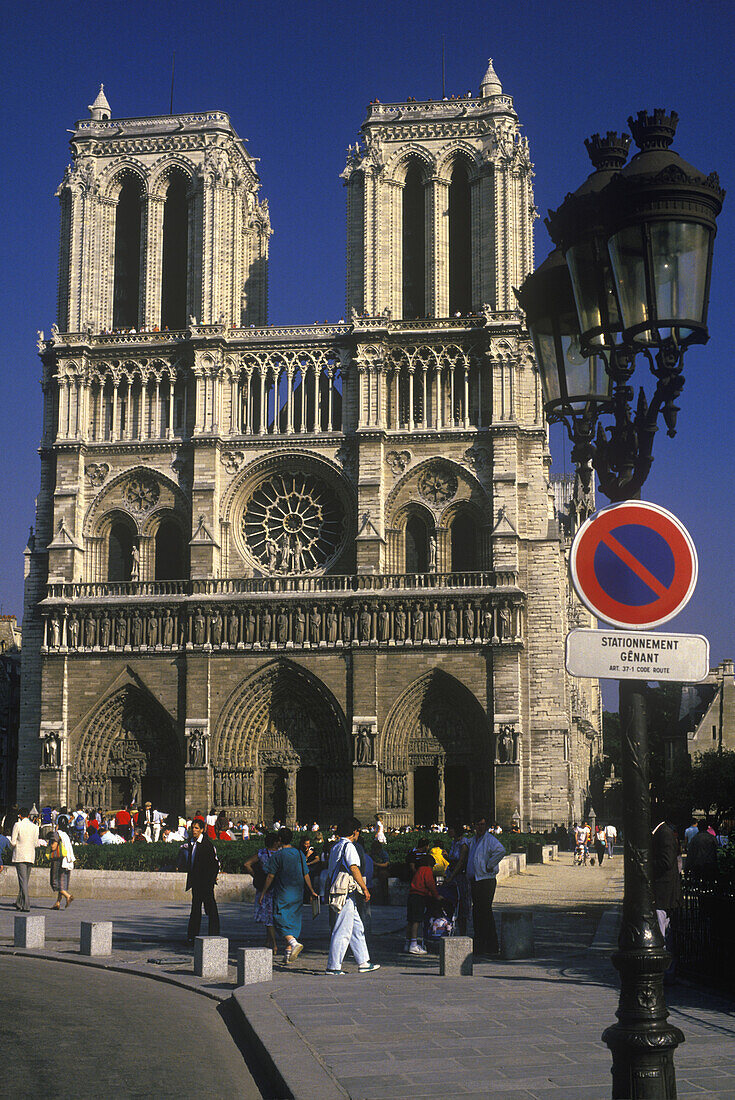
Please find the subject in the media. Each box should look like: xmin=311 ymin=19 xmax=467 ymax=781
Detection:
xmin=1 ymin=854 xmax=734 ymax=1099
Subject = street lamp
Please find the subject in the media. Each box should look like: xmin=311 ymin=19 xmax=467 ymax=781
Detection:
xmin=517 ymin=110 xmax=724 ymax=1100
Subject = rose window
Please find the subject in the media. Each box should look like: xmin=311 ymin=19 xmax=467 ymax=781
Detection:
xmin=241 ymin=471 xmax=346 ymax=574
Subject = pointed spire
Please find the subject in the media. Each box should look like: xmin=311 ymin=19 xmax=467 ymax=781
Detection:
xmin=481 ymin=58 xmax=502 ymax=99
xmin=88 ymin=83 xmax=111 ymax=120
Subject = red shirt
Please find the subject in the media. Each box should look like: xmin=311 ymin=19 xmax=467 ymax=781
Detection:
xmin=410 ymin=865 xmax=440 ymax=899
xmin=115 ymin=810 xmax=131 ymax=828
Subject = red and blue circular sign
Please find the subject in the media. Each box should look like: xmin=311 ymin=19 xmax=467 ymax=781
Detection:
xmin=569 ymin=501 xmax=698 ymax=629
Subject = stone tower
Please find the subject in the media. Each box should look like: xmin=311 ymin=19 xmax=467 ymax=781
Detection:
xmin=19 ymin=66 xmax=600 ymax=829
xmin=343 ymin=60 xmax=534 ymax=318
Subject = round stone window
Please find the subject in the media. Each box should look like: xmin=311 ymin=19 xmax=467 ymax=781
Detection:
xmin=240 ymin=469 xmax=347 ymax=574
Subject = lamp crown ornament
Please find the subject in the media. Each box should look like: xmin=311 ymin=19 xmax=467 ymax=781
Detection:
xmin=584 ymin=131 xmax=631 ymax=171
xmin=628 ymin=107 xmax=679 ymax=151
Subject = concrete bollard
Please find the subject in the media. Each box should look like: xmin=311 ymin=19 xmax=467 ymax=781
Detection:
xmin=236 ymin=947 xmax=273 ymax=986
xmin=194 ymin=936 xmax=230 ymax=979
xmin=80 ymin=921 xmax=113 ymax=956
xmin=440 ymin=936 xmax=473 ymax=976
xmin=14 ymin=914 xmax=45 ymax=949
xmin=500 ymin=911 xmax=534 ymax=959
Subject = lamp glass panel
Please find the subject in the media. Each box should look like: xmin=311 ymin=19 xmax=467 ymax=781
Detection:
xmin=566 ymin=240 xmax=621 ymax=345
xmin=529 ymin=328 xmax=562 ymax=405
xmin=650 ymin=221 xmax=710 ymax=338
xmin=565 ymin=352 xmax=610 ymax=411
xmin=607 ymin=225 xmax=649 ymax=340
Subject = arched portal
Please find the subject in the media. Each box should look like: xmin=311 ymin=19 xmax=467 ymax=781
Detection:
xmin=108 ymin=520 xmax=135 ymax=581
xmin=75 ymin=685 xmax=183 ymax=813
xmin=405 ymin=513 xmax=429 ymax=573
xmin=113 ymin=176 xmax=143 ymax=329
xmin=449 ymin=161 xmax=472 ymax=315
xmin=381 ymin=671 xmax=492 ymax=825
xmin=402 ymin=162 xmax=426 ymax=319
xmin=450 ymin=508 xmax=479 ymax=572
xmin=155 ymin=518 xmax=186 ymax=580
xmin=160 ymin=172 xmax=189 ymax=330
xmin=213 ymin=660 xmax=351 ymax=824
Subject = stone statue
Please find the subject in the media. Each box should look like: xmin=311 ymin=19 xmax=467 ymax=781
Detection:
xmin=356 ymin=727 xmax=372 ymax=765
xmin=131 ymin=611 xmax=143 ymax=648
xmin=277 ymin=608 xmax=289 ymax=644
xmin=188 ymin=729 xmax=205 ymax=767
xmin=42 ymin=735 xmax=58 ymax=768
xmin=260 ymin=608 xmax=272 ymax=644
xmin=211 ymin=610 xmax=223 ymax=646
xmin=163 ymin=610 xmax=174 ymax=647
xmin=394 ymin=605 xmax=406 ymax=642
xmin=429 ymin=602 xmax=441 ymax=641
xmin=228 ymin=609 xmax=239 ymax=645
xmin=429 ymin=533 xmax=437 ymax=572
xmin=115 ymin=613 xmax=127 ymax=648
xmin=341 ymin=606 xmax=353 ymax=643
xmin=50 ymin=616 xmax=61 ymax=648
xmin=99 ymin=614 xmax=110 ymax=648
xmin=359 ymin=606 xmax=371 ymax=643
xmin=278 ymin=532 xmax=291 ymax=572
xmin=293 ymin=608 xmax=305 ymax=644
xmin=85 ymin=615 xmax=97 ymax=648
xmin=246 ymin=608 xmax=256 ymax=644
xmin=292 ymin=536 xmax=305 ymax=572
xmin=463 ymin=604 xmax=475 ymax=640
xmin=266 ymin=537 xmax=278 ymax=572
xmin=68 ymin=616 xmax=79 ymax=648
xmin=148 ymin=610 xmax=158 ymax=647
xmin=326 ymin=607 xmax=338 ymax=644
xmin=499 ymin=603 xmax=512 ymax=640
xmin=482 ymin=608 xmax=493 ymax=641
xmin=411 ymin=605 xmax=423 ymax=643
xmin=193 ymin=609 xmax=205 ymax=645
xmin=131 ymin=544 xmax=140 ymax=582
xmin=377 ymin=603 xmax=390 ymax=642
xmin=446 ymin=603 xmax=458 ymax=641
xmin=309 ymin=606 xmax=322 ymax=645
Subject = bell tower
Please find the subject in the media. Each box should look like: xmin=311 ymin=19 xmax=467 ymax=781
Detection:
xmin=343 ymin=60 xmax=535 ymax=319
xmin=56 ymin=86 xmax=271 ymax=333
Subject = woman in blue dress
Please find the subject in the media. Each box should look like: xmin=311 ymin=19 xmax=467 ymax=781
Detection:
xmin=260 ymin=827 xmax=318 ymax=963
xmin=244 ymin=831 xmax=280 ymax=953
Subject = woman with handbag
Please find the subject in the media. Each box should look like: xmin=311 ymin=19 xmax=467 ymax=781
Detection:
xmin=49 ymin=818 xmax=75 ymax=909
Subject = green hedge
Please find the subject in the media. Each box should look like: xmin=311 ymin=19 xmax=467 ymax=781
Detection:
xmin=24 ymin=829 xmax=560 ymax=874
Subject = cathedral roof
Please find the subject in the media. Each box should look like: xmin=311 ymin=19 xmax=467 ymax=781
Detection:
xmin=88 ymin=84 xmax=111 ymax=118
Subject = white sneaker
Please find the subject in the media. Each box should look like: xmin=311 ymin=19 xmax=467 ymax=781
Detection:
xmin=409 ymin=944 xmax=428 ymax=955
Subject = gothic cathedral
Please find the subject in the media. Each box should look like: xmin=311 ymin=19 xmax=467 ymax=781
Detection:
xmin=19 ymin=63 xmax=602 ymax=827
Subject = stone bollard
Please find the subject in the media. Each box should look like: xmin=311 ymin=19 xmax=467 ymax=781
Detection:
xmin=14 ymin=914 xmax=45 ymax=949
xmin=236 ymin=947 xmax=273 ymax=986
xmin=80 ymin=921 xmax=113 ymax=956
xmin=500 ymin=911 xmax=534 ymax=959
xmin=439 ymin=936 xmax=473 ymax=976
xmin=194 ymin=936 xmax=230 ymax=979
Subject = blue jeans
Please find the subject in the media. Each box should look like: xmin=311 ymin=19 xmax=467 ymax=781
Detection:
xmin=327 ymin=897 xmax=369 ymax=970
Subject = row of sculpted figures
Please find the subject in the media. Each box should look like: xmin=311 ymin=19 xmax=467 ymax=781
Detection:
xmin=43 ymin=598 xmax=523 ymax=652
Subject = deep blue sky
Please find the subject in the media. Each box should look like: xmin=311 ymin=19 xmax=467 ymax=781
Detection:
xmin=2 ymin=0 xmax=733 ymax=685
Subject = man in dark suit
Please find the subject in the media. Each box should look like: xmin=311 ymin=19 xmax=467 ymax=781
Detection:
xmin=184 ymin=817 xmax=220 ymax=944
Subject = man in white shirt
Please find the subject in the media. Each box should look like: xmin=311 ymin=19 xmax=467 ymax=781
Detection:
xmin=99 ymin=825 xmax=125 ymax=844
xmin=325 ymin=817 xmax=380 ymax=976
xmin=467 ymin=817 xmax=505 ymax=957
xmin=11 ymin=808 xmax=44 ymax=911
xmin=604 ymin=822 xmax=617 ymax=858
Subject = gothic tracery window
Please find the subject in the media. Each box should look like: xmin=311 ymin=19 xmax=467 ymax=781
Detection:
xmin=113 ymin=176 xmax=143 ymax=329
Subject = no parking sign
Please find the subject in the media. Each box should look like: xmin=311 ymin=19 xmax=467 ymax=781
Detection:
xmin=569 ymin=501 xmax=698 ymax=630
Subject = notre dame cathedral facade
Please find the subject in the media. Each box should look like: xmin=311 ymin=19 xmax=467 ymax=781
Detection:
xmin=19 ymin=62 xmax=601 ymax=827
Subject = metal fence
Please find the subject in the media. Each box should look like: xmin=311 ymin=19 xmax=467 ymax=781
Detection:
xmin=673 ymin=875 xmax=735 ymax=988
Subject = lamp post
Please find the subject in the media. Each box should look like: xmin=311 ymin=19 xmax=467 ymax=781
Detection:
xmin=516 ymin=111 xmax=724 ymax=1099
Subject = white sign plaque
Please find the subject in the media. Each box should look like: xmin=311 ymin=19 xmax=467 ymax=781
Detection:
xmin=565 ymin=628 xmax=710 ymax=682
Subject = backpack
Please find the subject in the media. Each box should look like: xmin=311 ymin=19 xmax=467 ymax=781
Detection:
xmin=328 ymin=840 xmax=359 ymax=912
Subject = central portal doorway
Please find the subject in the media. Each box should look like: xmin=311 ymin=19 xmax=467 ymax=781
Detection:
xmin=296 ymin=766 xmax=319 ymax=824
xmin=413 ymin=766 xmax=438 ymax=825
xmin=263 ymin=767 xmax=287 ymax=823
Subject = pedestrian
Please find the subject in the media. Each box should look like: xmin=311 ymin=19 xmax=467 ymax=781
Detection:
xmin=183 ymin=816 xmax=221 ymax=945
xmin=11 ymin=807 xmax=44 ymax=912
xmin=604 ymin=822 xmax=617 ymax=857
xmin=260 ymin=827 xmax=318 ymax=964
xmin=369 ymin=832 xmax=391 ymax=906
xmin=48 ymin=818 xmax=75 ymax=909
xmin=594 ymin=826 xmax=606 ymax=866
xmin=404 ymin=854 xmax=442 ymax=954
xmin=299 ymin=835 xmax=322 ymax=901
xmin=244 ymin=832 xmax=280 ymax=954
xmin=467 ymin=816 xmax=505 ymax=958
xmin=652 ymin=816 xmax=682 ymax=978
xmin=444 ymin=822 xmax=470 ymax=935
xmin=685 ymin=820 xmax=718 ymax=880
xmin=325 ymin=817 xmax=380 ymax=975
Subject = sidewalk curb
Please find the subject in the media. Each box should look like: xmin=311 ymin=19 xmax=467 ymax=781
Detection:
xmin=590 ymin=906 xmax=621 ymax=953
xmin=230 ymin=987 xmax=349 ymax=1100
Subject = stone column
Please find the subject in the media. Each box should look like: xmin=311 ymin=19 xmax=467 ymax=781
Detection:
xmin=143 ymin=194 xmax=165 ymax=328
xmin=432 ymin=176 xmax=450 ymax=318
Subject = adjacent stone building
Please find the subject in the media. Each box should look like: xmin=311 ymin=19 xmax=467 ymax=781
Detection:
xmin=19 ymin=63 xmax=602 ymax=827
xmin=0 ymin=615 xmax=21 ymax=808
